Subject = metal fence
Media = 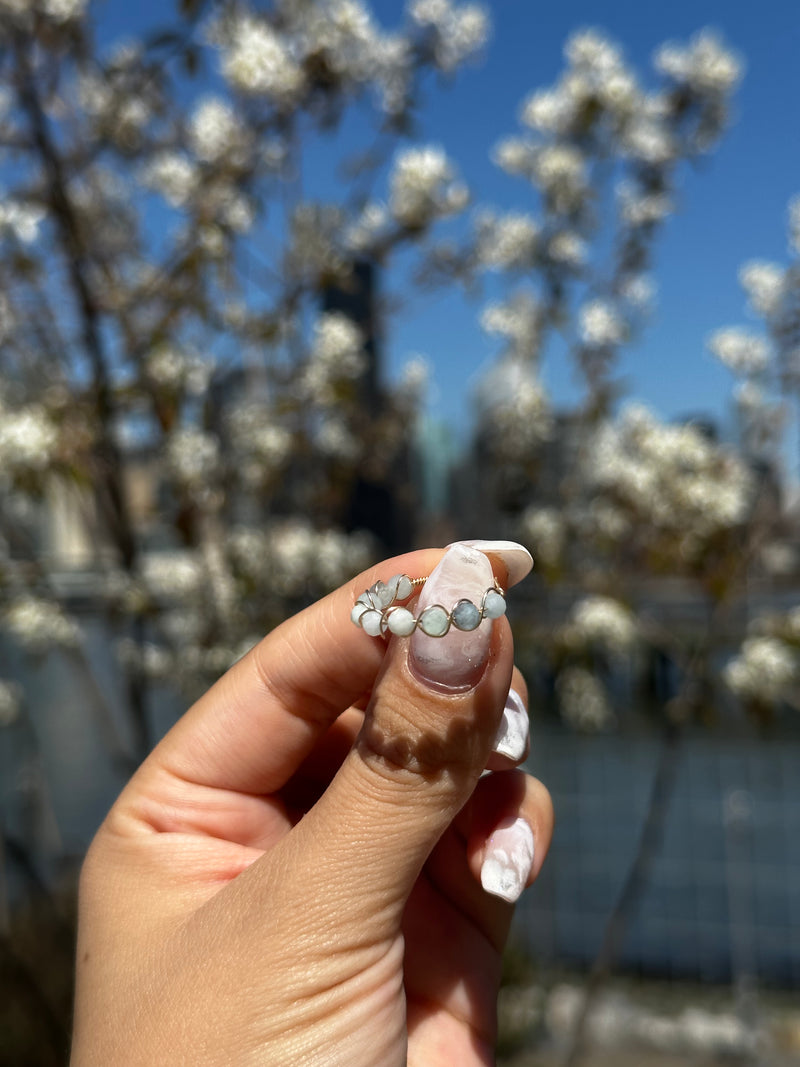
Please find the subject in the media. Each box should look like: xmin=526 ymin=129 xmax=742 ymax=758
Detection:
xmin=515 ymin=727 xmax=800 ymax=987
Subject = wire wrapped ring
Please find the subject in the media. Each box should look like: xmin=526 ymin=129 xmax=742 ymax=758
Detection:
xmin=351 ymin=572 xmax=506 ymax=638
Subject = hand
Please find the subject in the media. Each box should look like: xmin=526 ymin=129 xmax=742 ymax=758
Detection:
xmin=71 ymin=541 xmax=553 ymax=1067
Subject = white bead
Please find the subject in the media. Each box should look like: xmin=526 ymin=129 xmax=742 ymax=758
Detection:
xmin=351 ymin=604 xmax=368 ymax=626
xmin=386 ymin=607 xmax=416 ymax=636
xmin=396 ymin=575 xmax=414 ymax=600
xmin=369 ymin=581 xmax=395 ymax=609
xmin=361 ymin=610 xmax=384 ymax=636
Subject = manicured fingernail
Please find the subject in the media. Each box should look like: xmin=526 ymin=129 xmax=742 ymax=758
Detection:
xmin=481 ymin=817 xmax=535 ymax=903
xmin=492 ymin=687 xmax=529 ymax=761
xmin=454 ymin=539 xmax=533 ymax=588
xmin=409 ymin=543 xmax=494 ymax=691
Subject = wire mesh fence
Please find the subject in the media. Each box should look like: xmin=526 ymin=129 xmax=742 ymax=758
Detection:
xmin=515 ymin=726 xmax=800 ymax=988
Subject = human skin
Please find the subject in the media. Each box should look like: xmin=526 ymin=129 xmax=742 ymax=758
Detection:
xmin=70 ymin=543 xmax=554 ymax=1067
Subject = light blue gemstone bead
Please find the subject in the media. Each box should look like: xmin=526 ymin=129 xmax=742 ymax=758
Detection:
xmin=351 ymin=603 xmax=368 ymax=626
xmin=452 ymin=599 xmax=482 ymax=631
xmin=483 ymin=590 xmax=506 ymax=620
xmin=361 ymin=610 xmax=384 ymax=636
xmin=386 ymin=607 xmax=416 ymax=636
xmin=396 ymin=575 xmax=414 ymax=600
xmin=370 ymin=581 xmax=396 ymax=609
xmin=385 ymin=574 xmax=402 ymax=598
xmin=418 ymin=604 xmax=450 ymax=637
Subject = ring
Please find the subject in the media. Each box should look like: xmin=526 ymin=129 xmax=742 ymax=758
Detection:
xmin=350 ymin=573 xmax=506 ymax=638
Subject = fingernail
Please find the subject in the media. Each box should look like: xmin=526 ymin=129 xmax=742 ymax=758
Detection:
xmin=454 ymin=539 xmax=534 ymax=588
xmin=481 ymin=817 xmax=535 ymax=903
xmin=492 ymin=687 xmax=529 ymax=761
xmin=409 ymin=543 xmax=494 ymax=691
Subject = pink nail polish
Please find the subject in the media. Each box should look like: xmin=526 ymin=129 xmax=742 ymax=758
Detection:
xmin=409 ymin=543 xmax=494 ymax=691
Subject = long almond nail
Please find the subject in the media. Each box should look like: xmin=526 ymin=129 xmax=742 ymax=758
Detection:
xmin=454 ymin=539 xmax=533 ymax=588
xmin=409 ymin=543 xmax=494 ymax=691
xmin=481 ymin=817 xmax=535 ymax=903
xmin=492 ymin=687 xmax=530 ymax=762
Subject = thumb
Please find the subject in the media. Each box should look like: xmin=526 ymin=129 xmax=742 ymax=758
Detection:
xmin=290 ymin=541 xmax=521 ymax=928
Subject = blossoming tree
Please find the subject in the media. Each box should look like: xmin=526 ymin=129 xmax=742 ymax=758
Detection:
xmin=0 ymin=0 xmax=490 ymax=761
xmin=0 ymin=3 xmax=784 ymax=1060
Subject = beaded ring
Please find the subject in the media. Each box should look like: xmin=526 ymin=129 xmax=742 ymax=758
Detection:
xmin=350 ymin=572 xmax=506 ymax=638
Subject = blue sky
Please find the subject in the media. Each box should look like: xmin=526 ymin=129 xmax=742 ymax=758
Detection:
xmin=96 ymin=0 xmax=800 ymax=465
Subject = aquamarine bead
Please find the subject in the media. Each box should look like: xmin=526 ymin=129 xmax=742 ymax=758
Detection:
xmin=386 ymin=607 xmax=416 ymax=635
xmin=418 ymin=604 xmax=450 ymax=637
xmin=360 ymin=610 xmax=384 ymax=636
xmin=452 ymin=599 xmax=481 ymax=631
xmin=395 ymin=574 xmax=414 ymax=600
xmin=483 ymin=590 xmax=506 ymax=619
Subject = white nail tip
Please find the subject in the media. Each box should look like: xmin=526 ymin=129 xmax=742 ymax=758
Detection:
xmin=492 ymin=687 xmax=529 ymax=761
xmin=480 ymin=818 xmax=535 ymax=903
xmin=453 ymin=540 xmax=533 ymax=588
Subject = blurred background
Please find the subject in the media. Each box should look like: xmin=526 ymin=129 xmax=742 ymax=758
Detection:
xmin=1 ymin=0 xmax=799 ymax=1063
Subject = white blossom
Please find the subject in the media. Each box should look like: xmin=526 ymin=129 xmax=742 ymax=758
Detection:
xmin=548 ymin=230 xmax=587 ymax=267
xmin=534 ymin=145 xmax=588 ymax=212
xmin=556 ymin=666 xmax=616 ymax=731
xmin=220 ymin=14 xmax=305 ymax=102
xmin=565 ymin=28 xmax=623 ymax=79
xmin=618 ymin=180 xmax=673 ymax=227
xmin=491 ymin=137 xmax=534 ymax=178
xmin=520 ymin=88 xmax=572 ymax=134
xmin=315 ymin=416 xmax=360 ymax=461
xmin=655 ymin=31 xmax=743 ymax=96
xmin=343 ymin=201 xmax=388 ymax=253
xmin=228 ymin=400 xmax=293 ymax=484
xmin=409 ymin=0 xmax=490 ymax=71
xmin=0 ymin=0 xmax=86 ymax=20
xmin=142 ymin=551 xmax=205 ymax=600
xmin=519 ymin=507 xmax=563 ymax=569
xmin=189 ymin=97 xmax=245 ymax=163
xmin=579 ymin=299 xmax=625 ymax=347
xmin=43 ymin=0 xmax=86 ymax=21
xmin=435 ymin=4 xmax=490 ymax=71
xmin=475 ymin=210 xmax=539 ymax=270
xmin=0 ymin=199 xmax=44 ymax=244
xmin=166 ymin=427 xmax=221 ymax=488
xmin=569 ymin=596 xmax=637 ymax=655
xmin=305 ymin=312 xmax=366 ymax=402
xmin=145 ymin=344 xmax=210 ymax=394
xmin=476 ymin=355 xmax=552 ymax=452
xmin=724 ymin=636 xmax=797 ymax=703
xmin=142 ymin=152 xmax=197 ymax=208
xmin=301 ymin=0 xmax=379 ymax=81
xmin=399 ymin=354 xmax=430 ymax=399
xmin=0 ymin=404 xmax=59 ymax=478
xmin=5 ymin=596 xmax=79 ymax=651
xmin=623 ymin=119 xmax=675 ymax=165
xmin=311 ymin=311 xmax=364 ymax=369
xmin=371 ymin=34 xmax=412 ymax=114
xmin=619 ymin=274 xmax=655 ymax=309
xmin=708 ymin=327 xmax=769 ymax=376
xmin=589 ymin=406 xmax=752 ymax=542
xmin=480 ymin=291 xmax=542 ymax=358
xmin=388 ymin=145 xmax=467 ymax=228
xmin=738 ymin=260 xmax=785 ymax=317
